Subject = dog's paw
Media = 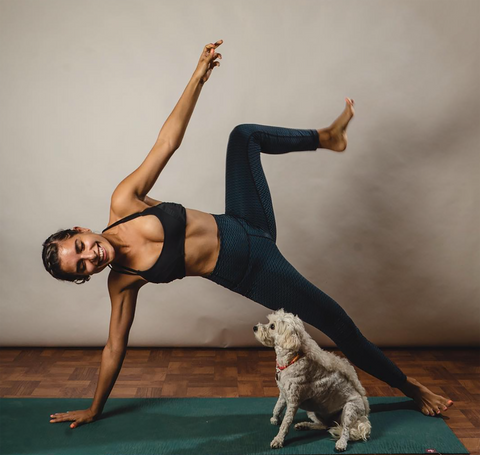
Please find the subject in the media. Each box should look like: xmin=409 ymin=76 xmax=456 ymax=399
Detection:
xmin=335 ymin=439 xmax=348 ymax=452
xmin=270 ymin=437 xmax=284 ymax=449
xmin=270 ymin=416 xmax=280 ymax=426
xmin=294 ymin=422 xmax=311 ymax=431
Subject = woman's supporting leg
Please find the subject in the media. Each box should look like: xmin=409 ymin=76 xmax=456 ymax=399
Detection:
xmin=222 ymin=122 xmax=408 ymax=388
xmin=243 ymin=237 xmax=408 ymax=389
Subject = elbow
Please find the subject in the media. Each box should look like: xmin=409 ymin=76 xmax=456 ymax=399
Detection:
xmin=156 ymin=136 xmax=180 ymax=152
xmin=105 ymin=340 xmax=128 ymax=356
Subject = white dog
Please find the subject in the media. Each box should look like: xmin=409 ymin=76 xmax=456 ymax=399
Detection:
xmin=253 ymin=309 xmax=371 ymax=452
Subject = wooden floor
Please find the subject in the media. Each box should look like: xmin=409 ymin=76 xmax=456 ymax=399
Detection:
xmin=1 ymin=347 xmax=479 ymax=454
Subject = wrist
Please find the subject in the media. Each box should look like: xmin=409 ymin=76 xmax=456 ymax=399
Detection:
xmin=191 ymin=71 xmax=204 ymax=86
xmin=89 ymin=406 xmax=102 ymax=417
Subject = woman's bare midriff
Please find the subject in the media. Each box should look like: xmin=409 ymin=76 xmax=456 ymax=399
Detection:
xmin=184 ymin=207 xmax=220 ymax=277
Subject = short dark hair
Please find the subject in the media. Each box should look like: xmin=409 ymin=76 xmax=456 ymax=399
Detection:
xmin=42 ymin=229 xmax=91 ymax=284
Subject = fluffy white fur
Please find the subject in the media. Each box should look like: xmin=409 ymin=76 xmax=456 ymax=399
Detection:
xmin=253 ymin=309 xmax=371 ymax=451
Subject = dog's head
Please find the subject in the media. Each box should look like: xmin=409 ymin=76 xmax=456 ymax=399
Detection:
xmin=253 ymin=309 xmax=304 ymax=352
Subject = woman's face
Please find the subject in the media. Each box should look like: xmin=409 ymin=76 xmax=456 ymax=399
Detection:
xmin=57 ymin=227 xmax=115 ymax=278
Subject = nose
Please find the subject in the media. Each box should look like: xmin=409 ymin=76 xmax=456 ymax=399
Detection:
xmin=253 ymin=326 xmax=258 ymax=332
xmin=81 ymin=248 xmax=97 ymax=261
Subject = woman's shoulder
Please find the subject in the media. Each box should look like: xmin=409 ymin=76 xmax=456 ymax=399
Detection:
xmin=107 ymin=267 xmax=147 ymax=296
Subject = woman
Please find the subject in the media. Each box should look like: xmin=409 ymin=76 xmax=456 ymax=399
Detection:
xmin=44 ymin=40 xmax=453 ymax=429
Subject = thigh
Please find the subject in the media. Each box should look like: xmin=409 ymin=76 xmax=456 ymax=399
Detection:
xmin=224 ymin=124 xmax=277 ymax=240
xmin=241 ymin=238 xmax=357 ymax=339
xmin=224 ymin=124 xmax=319 ymax=242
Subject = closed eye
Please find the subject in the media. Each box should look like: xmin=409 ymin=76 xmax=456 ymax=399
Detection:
xmin=75 ymin=239 xmax=85 ymax=253
xmin=75 ymin=240 xmax=86 ymax=273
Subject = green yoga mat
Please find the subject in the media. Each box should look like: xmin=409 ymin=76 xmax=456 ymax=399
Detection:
xmin=0 ymin=397 xmax=468 ymax=455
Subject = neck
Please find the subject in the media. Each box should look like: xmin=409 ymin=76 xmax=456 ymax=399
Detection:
xmin=275 ymin=347 xmax=301 ymax=368
xmin=101 ymin=231 xmax=130 ymax=262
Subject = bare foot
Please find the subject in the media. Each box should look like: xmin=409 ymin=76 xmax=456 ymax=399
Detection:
xmin=399 ymin=376 xmax=454 ymax=416
xmin=317 ymin=98 xmax=355 ymax=152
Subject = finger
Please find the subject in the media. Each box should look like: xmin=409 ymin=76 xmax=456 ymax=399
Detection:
xmin=205 ymin=40 xmax=223 ymax=50
xmin=50 ymin=416 xmax=72 ymax=423
xmin=50 ymin=414 xmax=72 ymax=421
xmin=50 ymin=418 xmax=67 ymax=423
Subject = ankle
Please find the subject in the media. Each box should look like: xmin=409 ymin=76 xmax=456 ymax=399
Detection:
xmin=399 ymin=376 xmax=420 ymax=396
xmin=317 ymin=128 xmax=332 ymax=149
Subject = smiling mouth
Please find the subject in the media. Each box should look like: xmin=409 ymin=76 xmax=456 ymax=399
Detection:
xmin=97 ymin=244 xmax=106 ymax=266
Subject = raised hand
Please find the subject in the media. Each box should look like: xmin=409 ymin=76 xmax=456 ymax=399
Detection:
xmin=194 ymin=40 xmax=223 ymax=84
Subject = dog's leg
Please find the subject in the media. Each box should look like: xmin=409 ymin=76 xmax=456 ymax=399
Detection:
xmin=270 ymin=403 xmax=299 ymax=449
xmin=334 ymin=401 xmax=359 ymax=452
xmin=295 ymin=411 xmax=328 ymax=431
xmin=271 ymin=394 xmax=287 ymax=425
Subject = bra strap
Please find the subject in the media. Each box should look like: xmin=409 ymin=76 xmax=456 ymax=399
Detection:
xmin=108 ymin=263 xmax=142 ymax=276
xmin=103 ymin=202 xmax=167 ymax=233
xmin=103 ymin=211 xmax=145 ymax=233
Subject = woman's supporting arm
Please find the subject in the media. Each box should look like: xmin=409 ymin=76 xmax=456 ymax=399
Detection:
xmin=90 ymin=280 xmax=141 ymax=416
xmin=50 ymin=280 xmax=141 ymax=428
xmin=89 ymin=345 xmax=128 ymax=416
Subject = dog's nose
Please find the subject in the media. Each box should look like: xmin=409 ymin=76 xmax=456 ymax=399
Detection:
xmin=253 ymin=326 xmax=258 ymax=332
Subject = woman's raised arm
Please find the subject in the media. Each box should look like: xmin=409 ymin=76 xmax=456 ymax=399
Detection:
xmin=112 ymin=40 xmax=223 ymax=206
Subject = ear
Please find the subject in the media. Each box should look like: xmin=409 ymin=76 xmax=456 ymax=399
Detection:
xmin=293 ymin=314 xmax=305 ymax=331
xmin=73 ymin=226 xmax=91 ymax=233
xmin=277 ymin=326 xmax=301 ymax=351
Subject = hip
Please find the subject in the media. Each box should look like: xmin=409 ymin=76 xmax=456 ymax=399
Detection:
xmin=204 ymin=213 xmax=277 ymax=293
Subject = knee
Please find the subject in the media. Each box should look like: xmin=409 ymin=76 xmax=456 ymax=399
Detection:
xmin=230 ymin=123 xmax=260 ymax=141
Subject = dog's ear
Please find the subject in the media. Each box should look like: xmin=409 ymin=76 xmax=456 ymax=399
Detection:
xmin=293 ymin=314 xmax=305 ymax=330
xmin=277 ymin=326 xmax=301 ymax=351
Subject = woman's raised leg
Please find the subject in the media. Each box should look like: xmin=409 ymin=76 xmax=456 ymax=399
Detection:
xmin=223 ymin=99 xmax=355 ymax=240
xmin=224 ymin=123 xmax=320 ymax=242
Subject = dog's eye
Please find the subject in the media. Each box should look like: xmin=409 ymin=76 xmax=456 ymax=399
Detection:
xmin=270 ymin=324 xmax=275 ymax=330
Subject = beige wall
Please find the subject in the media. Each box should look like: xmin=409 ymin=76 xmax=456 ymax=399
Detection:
xmin=1 ymin=0 xmax=478 ymax=347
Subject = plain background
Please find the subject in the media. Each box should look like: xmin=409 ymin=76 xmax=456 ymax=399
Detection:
xmin=0 ymin=0 xmax=478 ymax=347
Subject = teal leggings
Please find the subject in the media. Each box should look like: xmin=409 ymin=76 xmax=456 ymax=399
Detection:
xmin=205 ymin=124 xmax=407 ymax=389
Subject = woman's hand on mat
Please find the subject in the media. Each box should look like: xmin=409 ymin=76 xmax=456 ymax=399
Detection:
xmin=194 ymin=40 xmax=223 ymax=85
xmin=49 ymin=408 xmax=98 ymax=428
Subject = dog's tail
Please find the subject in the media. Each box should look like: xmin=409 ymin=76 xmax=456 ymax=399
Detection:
xmin=327 ymin=415 xmax=371 ymax=442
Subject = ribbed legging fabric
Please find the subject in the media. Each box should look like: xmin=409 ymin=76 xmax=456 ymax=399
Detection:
xmin=205 ymin=124 xmax=407 ymax=389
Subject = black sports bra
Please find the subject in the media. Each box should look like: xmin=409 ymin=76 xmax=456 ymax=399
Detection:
xmin=102 ymin=202 xmax=187 ymax=283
